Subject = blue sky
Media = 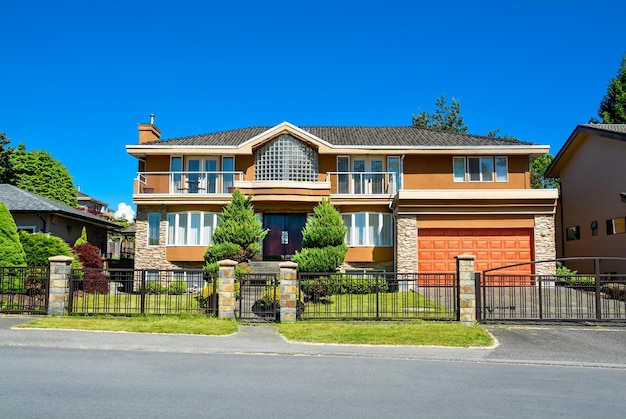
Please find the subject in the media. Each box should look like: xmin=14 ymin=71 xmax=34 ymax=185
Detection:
xmin=1 ymin=0 xmax=624 ymax=220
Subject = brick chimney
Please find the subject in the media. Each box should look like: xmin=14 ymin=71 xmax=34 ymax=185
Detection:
xmin=138 ymin=114 xmax=161 ymax=144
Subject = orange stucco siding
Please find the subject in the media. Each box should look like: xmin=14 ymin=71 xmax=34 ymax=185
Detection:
xmin=167 ymin=246 xmax=206 ymax=261
xmin=345 ymin=246 xmax=394 ymax=263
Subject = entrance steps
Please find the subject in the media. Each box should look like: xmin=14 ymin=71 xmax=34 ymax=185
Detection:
xmin=249 ymin=261 xmax=282 ymax=276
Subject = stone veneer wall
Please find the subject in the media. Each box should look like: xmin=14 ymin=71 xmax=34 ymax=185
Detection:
xmin=134 ymin=205 xmax=199 ymax=270
xmin=534 ymin=214 xmax=556 ymax=276
xmin=396 ymin=214 xmax=417 ymax=273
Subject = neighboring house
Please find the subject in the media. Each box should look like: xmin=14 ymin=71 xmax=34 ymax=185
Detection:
xmin=126 ymin=121 xmax=558 ymax=274
xmin=77 ymin=190 xmax=108 ymax=214
xmin=546 ymin=124 xmax=626 ymax=273
xmin=0 ymin=184 xmax=121 ymax=254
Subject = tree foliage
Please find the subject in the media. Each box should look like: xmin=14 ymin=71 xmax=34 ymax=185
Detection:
xmin=530 ymin=154 xmax=560 ymax=190
xmin=595 ymin=54 xmax=626 ymax=124
xmin=0 ymin=202 xmax=27 ymax=267
xmin=412 ymin=94 xmax=468 ymax=133
xmin=9 ymin=143 xmax=78 ymax=207
xmin=293 ymin=199 xmax=347 ymax=272
xmin=0 ymin=132 xmax=15 ymax=184
xmin=205 ymin=189 xmax=267 ymax=263
xmin=19 ymin=231 xmax=81 ymax=269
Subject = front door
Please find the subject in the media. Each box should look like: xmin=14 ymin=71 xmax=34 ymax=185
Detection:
xmin=263 ymin=214 xmax=306 ymax=260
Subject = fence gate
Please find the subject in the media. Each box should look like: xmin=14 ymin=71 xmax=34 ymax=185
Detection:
xmin=0 ymin=266 xmax=49 ymax=314
xmin=237 ymin=273 xmax=279 ymax=322
xmin=477 ymin=258 xmax=626 ymax=323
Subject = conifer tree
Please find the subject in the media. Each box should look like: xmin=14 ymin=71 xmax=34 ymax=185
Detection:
xmin=0 ymin=202 xmax=27 ymax=266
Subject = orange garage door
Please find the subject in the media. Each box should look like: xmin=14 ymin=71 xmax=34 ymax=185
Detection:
xmin=417 ymin=228 xmax=533 ymax=273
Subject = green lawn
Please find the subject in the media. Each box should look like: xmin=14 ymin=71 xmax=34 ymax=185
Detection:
xmin=16 ymin=316 xmax=494 ymax=347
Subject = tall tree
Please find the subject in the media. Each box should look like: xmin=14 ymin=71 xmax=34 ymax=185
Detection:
xmin=530 ymin=154 xmax=560 ymax=190
xmin=0 ymin=132 xmax=15 ymax=184
xmin=412 ymin=94 xmax=468 ymax=133
xmin=595 ymin=54 xmax=626 ymax=124
xmin=10 ymin=143 xmax=78 ymax=207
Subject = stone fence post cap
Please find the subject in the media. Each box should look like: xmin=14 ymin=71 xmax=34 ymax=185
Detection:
xmin=279 ymin=261 xmax=298 ymax=269
xmin=217 ymin=259 xmax=238 ymax=266
xmin=455 ymin=254 xmax=476 ymax=260
xmin=48 ymin=255 xmax=74 ymax=262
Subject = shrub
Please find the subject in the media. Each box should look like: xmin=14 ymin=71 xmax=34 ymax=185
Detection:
xmin=204 ymin=242 xmax=243 ymax=264
xmin=0 ymin=202 xmax=26 ymax=267
xmin=292 ymin=245 xmax=347 ymax=273
xmin=19 ymin=231 xmax=82 ymax=270
xmin=169 ymin=280 xmax=187 ymax=295
xmin=82 ymin=269 xmax=108 ymax=294
xmin=74 ymin=227 xmax=88 ymax=246
xmin=145 ymin=281 xmax=167 ymax=294
xmin=74 ymin=242 xmax=104 ymax=269
xmin=0 ymin=268 xmax=25 ymax=294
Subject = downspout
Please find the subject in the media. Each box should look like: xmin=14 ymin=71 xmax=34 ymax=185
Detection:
xmin=37 ymin=212 xmax=47 ymax=233
xmin=392 ymin=154 xmax=406 ymax=272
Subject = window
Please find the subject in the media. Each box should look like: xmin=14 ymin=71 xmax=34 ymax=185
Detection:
xmin=607 ymin=217 xmax=626 ymax=235
xmin=342 ymin=212 xmax=393 ymax=246
xmin=591 ymin=220 xmax=598 ymax=236
xmin=148 ymin=213 xmax=161 ymax=246
xmin=454 ymin=156 xmax=508 ymax=183
xmin=167 ymin=212 xmax=219 ymax=246
xmin=566 ymin=226 xmax=580 ymax=241
xmin=17 ymin=226 xmax=36 ymax=233
xmin=387 ymin=156 xmax=401 ymax=192
xmin=337 ymin=156 xmax=349 ymax=194
xmin=255 ymin=135 xmax=318 ymax=182
xmin=453 ymin=157 xmax=466 ymax=182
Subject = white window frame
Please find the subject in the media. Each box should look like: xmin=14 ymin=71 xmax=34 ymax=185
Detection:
xmin=166 ymin=211 xmax=219 ymax=246
xmin=453 ymin=156 xmax=466 ymax=182
xmin=147 ymin=213 xmax=161 ymax=246
xmin=342 ymin=212 xmax=393 ymax=247
xmin=495 ymin=156 xmax=508 ymax=182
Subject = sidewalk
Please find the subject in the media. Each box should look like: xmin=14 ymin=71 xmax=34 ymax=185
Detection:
xmin=2 ymin=315 xmax=626 ymax=368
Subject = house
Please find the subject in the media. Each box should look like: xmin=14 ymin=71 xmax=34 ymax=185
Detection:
xmin=77 ymin=190 xmax=108 ymax=214
xmin=126 ymin=121 xmax=558 ymax=274
xmin=0 ymin=184 xmax=121 ymax=254
xmin=546 ymin=124 xmax=626 ymax=273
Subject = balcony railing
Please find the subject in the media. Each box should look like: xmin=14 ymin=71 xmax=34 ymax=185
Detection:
xmin=135 ymin=171 xmax=245 ymax=195
xmin=134 ymin=171 xmax=397 ymax=197
xmin=327 ymin=171 xmax=397 ymax=195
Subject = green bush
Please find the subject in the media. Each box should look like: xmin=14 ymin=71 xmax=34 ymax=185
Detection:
xmin=204 ymin=242 xmax=243 ymax=264
xmin=145 ymin=281 xmax=167 ymax=294
xmin=19 ymin=231 xmax=82 ymax=270
xmin=333 ymin=274 xmax=389 ymax=294
xmin=169 ymin=280 xmax=187 ymax=295
xmin=292 ymin=245 xmax=347 ymax=273
xmin=0 ymin=202 xmax=26 ymax=267
xmin=0 ymin=268 xmax=25 ymax=294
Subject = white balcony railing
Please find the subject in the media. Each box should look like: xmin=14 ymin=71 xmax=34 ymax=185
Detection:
xmin=135 ymin=171 xmax=245 ymax=195
xmin=327 ymin=171 xmax=397 ymax=195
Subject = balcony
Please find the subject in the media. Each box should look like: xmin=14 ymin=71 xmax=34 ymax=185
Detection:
xmin=133 ymin=171 xmax=398 ymax=199
xmin=327 ymin=172 xmax=397 ymax=196
xmin=134 ymin=171 xmax=245 ymax=196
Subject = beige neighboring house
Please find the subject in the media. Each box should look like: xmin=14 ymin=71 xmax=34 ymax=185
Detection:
xmin=546 ymin=124 xmax=626 ymax=273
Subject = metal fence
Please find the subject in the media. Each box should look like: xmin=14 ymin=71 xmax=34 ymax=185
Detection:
xmin=68 ymin=268 xmax=217 ymax=316
xmin=297 ymin=272 xmax=457 ymax=321
xmin=0 ymin=266 xmax=49 ymax=314
xmin=237 ymin=273 xmax=279 ymax=321
xmin=478 ymin=258 xmax=626 ymax=322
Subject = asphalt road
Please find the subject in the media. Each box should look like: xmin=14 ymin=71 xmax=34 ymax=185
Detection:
xmin=1 ymin=316 xmax=626 ymax=418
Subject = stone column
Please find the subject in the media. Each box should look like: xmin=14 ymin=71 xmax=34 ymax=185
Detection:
xmin=455 ymin=254 xmax=476 ymax=325
xmin=217 ymin=259 xmax=237 ymax=320
xmin=396 ymin=214 xmax=417 ymax=273
xmin=48 ymin=255 xmax=74 ymax=316
xmin=279 ymin=262 xmax=298 ymax=322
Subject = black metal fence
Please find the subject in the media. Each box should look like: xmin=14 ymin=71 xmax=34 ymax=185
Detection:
xmin=237 ymin=273 xmax=279 ymax=321
xmin=0 ymin=266 xmax=49 ymax=314
xmin=297 ymin=272 xmax=457 ymax=320
xmin=478 ymin=258 xmax=626 ymax=322
xmin=68 ymin=268 xmax=217 ymax=316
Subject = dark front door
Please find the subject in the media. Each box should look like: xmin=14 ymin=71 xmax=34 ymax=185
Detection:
xmin=263 ymin=214 xmax=306 ymax=260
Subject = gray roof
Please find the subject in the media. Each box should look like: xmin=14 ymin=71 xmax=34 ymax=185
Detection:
xmin=146 ymin=125 xmax=535 ymax=147
xmin=579 ymin=123 xmax=626 ymax=135
xmin=0 ymin=184 xmax=119 ymax=229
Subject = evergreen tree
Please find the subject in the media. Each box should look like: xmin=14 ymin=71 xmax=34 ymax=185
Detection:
xmin=530 ymin=154 xmax=560 ymax=190
xmin=293 ymin=199 xmax=347 ymax=272
xmin=205 ymin=189 xmax=267 ymax=263
xmin=0 ymin=202 xmax=27 ymax=266
xmin=74 ymin=227 xmax=88 ymax=246
xmin=0 ymin=132 xmax=15 ymax=184
xmin=10 ymin=143 xmax=78 ymax=207
xmin=596 ymin=54 xmax=626 ymax=124
xmin=412 ymin=94 xmax=468 ymax=133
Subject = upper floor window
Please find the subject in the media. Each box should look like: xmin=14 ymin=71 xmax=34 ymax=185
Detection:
xmin=341 ymin=212 xmax=393 ymax=246
xmin=255 ymin=135 xmax=318 ymax=182
xmin=607 ymin=216 xmax=626 ymax=235
xmin=453 ymin=156 xmax=508 ymax=183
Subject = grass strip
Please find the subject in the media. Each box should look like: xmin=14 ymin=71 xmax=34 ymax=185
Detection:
xmin=277 ymin=321 xmax=494 ymax=347
xmin=16 ymin=315 xmax=238 ymax=335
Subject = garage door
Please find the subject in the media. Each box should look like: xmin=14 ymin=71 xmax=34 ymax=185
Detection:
xmin=417 ymin=228 xmax=533 ymax=273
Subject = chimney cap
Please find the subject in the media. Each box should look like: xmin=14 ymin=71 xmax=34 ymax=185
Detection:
xmin=150 ymin=114 xmax=155 ymax=124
